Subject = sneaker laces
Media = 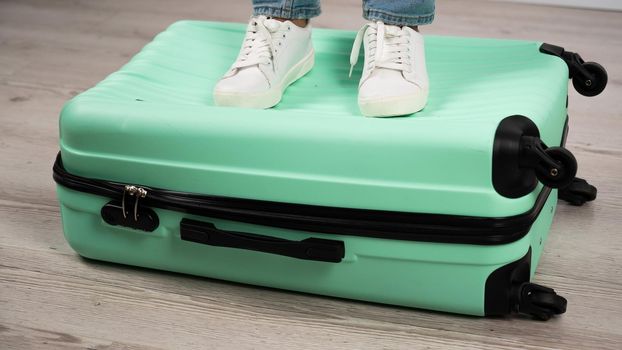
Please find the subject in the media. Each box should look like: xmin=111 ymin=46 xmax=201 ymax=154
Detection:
xmin=233 ymin=16 xmax=283 ymax=70
xmin=349 ymin=21 xmax=411 ymax=77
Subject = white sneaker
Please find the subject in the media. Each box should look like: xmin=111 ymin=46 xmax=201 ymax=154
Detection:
xmin=213 ymin=16 xmax=314 ymax=109
xmin=350 ymin=21 xmax=429 ymax=117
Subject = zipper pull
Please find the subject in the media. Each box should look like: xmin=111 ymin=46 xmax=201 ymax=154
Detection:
xmin=122 ymin=185 xmax=135 ymax=219
xmin=134 ymin=187 xmax=148 ymax=221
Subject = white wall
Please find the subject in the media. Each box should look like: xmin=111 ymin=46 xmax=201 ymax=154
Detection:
xmin=496 ymin=0 xmax=622 ymax=11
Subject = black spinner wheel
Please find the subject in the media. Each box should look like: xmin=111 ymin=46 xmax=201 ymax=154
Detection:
xmin=535 ymin=147 xmax=577 ymax=188
xmin=559 ymin=177 xmax=597 ymax=206
xmin=516 ymin=282 xmax=568 ymax=321
xmin=572 ymin=62 xmax=608 ymax=97
xmin=527 ymin=290 xmax=568 ymax=321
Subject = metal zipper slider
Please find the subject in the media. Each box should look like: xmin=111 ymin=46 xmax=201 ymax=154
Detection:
xmin=101 ymin=184 xmax=156 ymax=231
xmin=122 ymin=185 xmax=144 ymax=220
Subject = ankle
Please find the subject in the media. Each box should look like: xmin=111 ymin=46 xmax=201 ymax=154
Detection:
xmin=409 ymin=25 xmax=419 ymax=32
xmin=273 ymin=17 xmax=308 ymax=28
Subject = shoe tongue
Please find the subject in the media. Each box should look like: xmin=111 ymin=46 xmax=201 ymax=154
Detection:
xmin=263 ymin=18 xmax=282 ymax=33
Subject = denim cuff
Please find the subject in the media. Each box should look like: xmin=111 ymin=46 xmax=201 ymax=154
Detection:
xmin=363 ymin=9 xmax=435 ymax=26
xmin=253 ymin=6 xmax=321 ymax=19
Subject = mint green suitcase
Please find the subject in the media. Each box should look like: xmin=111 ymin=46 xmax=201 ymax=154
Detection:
xmin=53 ymin=21 xmax=607 ymax=320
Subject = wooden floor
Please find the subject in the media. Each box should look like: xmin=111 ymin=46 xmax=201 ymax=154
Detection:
xmin=1 ymin=0 xmax=621 ymax=349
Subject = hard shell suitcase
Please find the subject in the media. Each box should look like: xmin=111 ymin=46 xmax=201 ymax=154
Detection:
xmin=53 ymin=21 xmax=607 ymax=320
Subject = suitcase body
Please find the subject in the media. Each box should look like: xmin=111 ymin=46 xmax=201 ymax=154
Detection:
xmin=54 ymin=21 xmax=604 ymax=319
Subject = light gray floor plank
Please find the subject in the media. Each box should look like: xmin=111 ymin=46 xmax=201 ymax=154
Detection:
xmin=1 ymin=0 xmax=621 ymax=349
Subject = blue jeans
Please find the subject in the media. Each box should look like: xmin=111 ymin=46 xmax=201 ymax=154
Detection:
xmin=252 ymin=0 xmax=435 ymax=26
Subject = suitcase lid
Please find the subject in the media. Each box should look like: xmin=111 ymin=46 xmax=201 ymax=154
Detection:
xmin=59 ymin=20 xmax=568 ymax=218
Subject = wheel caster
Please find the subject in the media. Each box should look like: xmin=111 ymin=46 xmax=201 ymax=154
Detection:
xmin=493 ymin=116 xmax=581 ymax=197
xmin=559 ymin=177 xmax=597 ymax=206
xmin=572 ymin=62 xmax=608 ymax=97
xmin=515 ymin=282 xmax=567 ymax=321
xmin=540 ymin=44 xmax=608 ymax=97
xmin=535 ymin=147 xmax=577 ymax=189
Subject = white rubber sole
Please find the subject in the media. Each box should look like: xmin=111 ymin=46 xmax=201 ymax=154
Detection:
xmin=213 ymin=49 xmax=315 ymax=109
xmin=359 ymin=88 xmax=429 ymax=118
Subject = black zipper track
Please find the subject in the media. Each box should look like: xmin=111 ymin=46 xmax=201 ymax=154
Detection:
xmin=53 ymin=153 xmax=552 ymax=245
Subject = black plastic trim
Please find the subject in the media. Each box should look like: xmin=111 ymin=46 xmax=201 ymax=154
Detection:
xmin=53 ymin=153 xmax=552 ymax=245
xmin=101 ymin=201 xmax=159 ymax=232
xmin=561 ymin=115 xmax=569 ymax=147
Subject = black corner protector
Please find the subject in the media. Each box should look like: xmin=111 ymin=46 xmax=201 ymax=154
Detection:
xmin=485 ymin=247 xmax=532 ymax=316
xmin=101 ymin=201 xmax=159 ymax=232
xmin=492 ymin=115 xmax=540 ymax=198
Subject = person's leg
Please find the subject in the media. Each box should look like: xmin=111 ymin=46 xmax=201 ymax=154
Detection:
xmin=213 ymin=1 xmax=320 ymax=109
xmin=363 ymin=0 xmax=435 ymax=28
xmin=253 ymin=0 xmax=321 ymax=24
xmin=351 ymin=0 xmax=435 ymax=117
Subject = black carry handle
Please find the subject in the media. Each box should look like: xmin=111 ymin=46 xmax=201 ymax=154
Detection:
xmin=180 ymin=219 xmax=345 ymax=263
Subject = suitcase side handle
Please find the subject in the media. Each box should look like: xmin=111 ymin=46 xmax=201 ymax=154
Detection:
xmin=180 ymin=219 xmax=345 ymax=263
